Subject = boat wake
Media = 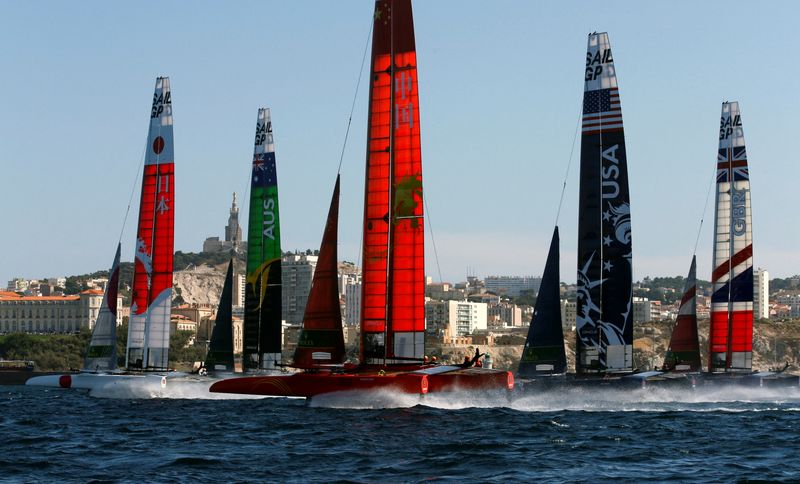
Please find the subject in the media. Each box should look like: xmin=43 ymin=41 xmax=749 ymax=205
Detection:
xmin=307 ymin=389 xmax=424 ymax=409
xmin=510 ymin=386 xmax=800 ymax=412
xmin=307 ymin=386 xmax=800 ymax=412
xmin=87 ymin=379 xmax=268 ymax=400
xmin=307 ymin=389 xmax=512 ymax=409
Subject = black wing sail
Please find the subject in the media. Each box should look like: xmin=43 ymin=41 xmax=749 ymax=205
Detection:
xmin=575 ymin=32 xmax=633 ymax=373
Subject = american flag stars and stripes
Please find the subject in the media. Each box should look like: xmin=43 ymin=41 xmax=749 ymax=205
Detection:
xmin=582 ymin=87 xmax=622 ymax=134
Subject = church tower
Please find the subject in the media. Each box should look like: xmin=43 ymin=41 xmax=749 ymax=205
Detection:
xmin=225 ymin=192 xmax=243 ymax=250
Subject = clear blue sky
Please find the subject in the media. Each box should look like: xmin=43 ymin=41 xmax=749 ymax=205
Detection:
xmin=2 ymin=0 xmax=798 ymax=285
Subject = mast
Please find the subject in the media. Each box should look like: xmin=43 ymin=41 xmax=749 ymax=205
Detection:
xmin=360 ymin=0 xmax=425 ymax=365
xmin=126 ymin=77 xmax=175 ymax=370
xmin=575 ymin=33 xmax=633 ymax=373
xmin=709 ymin=101 xmax=753 ymax=372
xmin=518 ymin=227 xmax=566 ymax=377
xmin=243 ymin=108 xmax=282 ymax=371
xmin=663 ymin=256 xmax=701 ymax=371
xmin=206 ymin=260 xmax=235 ymax=372
xmin=84 ymin=243 xmax=121 ymax=371
xmin=293 ymin=176 xmax=346 ymax=368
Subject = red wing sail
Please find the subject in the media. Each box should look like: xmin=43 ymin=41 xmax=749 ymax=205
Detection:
xmin=126 ymin=77 xmax=175 ymax=370
xmin=293 ymin=176 xmax=346 ymax=368
xmin=361 ymin=0 xmax=424 ymax=364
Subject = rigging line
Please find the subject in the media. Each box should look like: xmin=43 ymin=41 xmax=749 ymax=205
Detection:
xmin=337 ymin=16 xmax=374 ymax=175
xmin=339 ymin=12 xmax=373 ymax=293
xmin=423 ymin=197 xmax=444 ymax=284
xmin=118 ymin=137 xmax=148 ymax=245
xmin=693 ymin=161 xmax=717 ymax=256
xmin=554 ymin=101 xmax=584 ymax=227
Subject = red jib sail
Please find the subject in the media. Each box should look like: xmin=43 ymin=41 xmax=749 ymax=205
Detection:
xmin=663 ymin=256 xmax=701 ymax=371
xmin=361 ymin=0 xmax=425 ymax=365
xmin=293 ymin=176 xmax=346 ymax=368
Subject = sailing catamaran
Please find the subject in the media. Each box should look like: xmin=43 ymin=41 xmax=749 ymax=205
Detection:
xmin=28 ymin=77 xmax=177 ymax=393
xmin=211 ymin=0 xmax=512 ymax=399
xmin=27 ymin=244 xmax=124 ymax=389
xmin=514 ymin=32 xmax=644 ymax=390
xmin=701 ymin=101 xmax=796 ymax=387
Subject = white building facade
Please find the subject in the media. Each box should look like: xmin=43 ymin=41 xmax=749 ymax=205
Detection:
xmin=754 ymin=268 xmax=769 ymax=320
xmin=485 ymin=276 xmax=542 ymax=297
xmin=282 ymin=254 xmax=318 ymax=326
xmin=344 ymin=281 xmax=361 ymax=327
xmin=425 ymin=300 xmax=487 ymax=339
xmin=633 ymin=297 xmax=654 ymax=323
xmin=0 ymin=290 xmax=106 ymax=333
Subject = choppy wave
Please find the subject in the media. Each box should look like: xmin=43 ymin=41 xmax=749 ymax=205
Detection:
xmin=10 ymin=384 xmax=800 ymax=481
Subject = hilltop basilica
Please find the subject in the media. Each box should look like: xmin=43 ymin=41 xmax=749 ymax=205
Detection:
xmin=202 ymin=193 xmax=244 ymax=254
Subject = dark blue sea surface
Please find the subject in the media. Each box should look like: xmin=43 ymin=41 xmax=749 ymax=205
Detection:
xmin=3 ymin=385 xmax=800 ymax=482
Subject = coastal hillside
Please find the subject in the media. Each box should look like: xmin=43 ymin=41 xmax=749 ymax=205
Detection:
xmin=422 ymin=320 xmax=800 ymax=372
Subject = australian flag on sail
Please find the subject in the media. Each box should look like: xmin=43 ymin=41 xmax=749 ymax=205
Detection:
xmin=252 ymin=152 xmax=277 ymax=187
xmin=582 ymin=88 xmax=622 ymax=134
xmin=716 ymin=147 xmax=749 ymax=182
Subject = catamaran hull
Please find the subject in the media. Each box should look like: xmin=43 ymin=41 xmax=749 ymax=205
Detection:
xmin=26 ymin=372 xmax=169 ymax=394
xmin=210 ymin=367 xmax=513 ymax=398
xmin=425 ymin=368 xmax=513 ymax=393
xmin=699 ymin=372 xmax=800 ymax=388
xmin=516 ymin=372 xmax=665 ymax=392
xmin=515 ymin=371 xmax=799 ymax=393
xmin=210 ymin=371 xmax=429 ymax=398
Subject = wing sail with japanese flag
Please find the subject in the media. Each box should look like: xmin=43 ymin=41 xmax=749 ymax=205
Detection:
xmin=126 ymin=77 xmax=175 ymax=370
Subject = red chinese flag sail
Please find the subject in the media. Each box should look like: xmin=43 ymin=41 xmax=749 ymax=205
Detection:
xmin=361 ymin=0 xmax=425 ymax=364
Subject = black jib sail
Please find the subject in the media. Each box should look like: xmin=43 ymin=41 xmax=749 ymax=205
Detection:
xmin=518 ymin=227 xmax=566 ymax=376
xmin=206 ymin=260 xmax=235 ymax=372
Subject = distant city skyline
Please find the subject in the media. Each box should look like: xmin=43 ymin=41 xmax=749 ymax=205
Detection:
xmin=3 ymin=1 xmax=800 ymax=285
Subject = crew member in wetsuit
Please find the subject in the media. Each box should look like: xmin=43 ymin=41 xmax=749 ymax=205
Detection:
xmin=461 ymin=348 xmax=485 ymax=368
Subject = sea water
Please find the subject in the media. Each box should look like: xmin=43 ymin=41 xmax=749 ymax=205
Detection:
xmin=3 ymin=385 xmax=800 ymax=481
